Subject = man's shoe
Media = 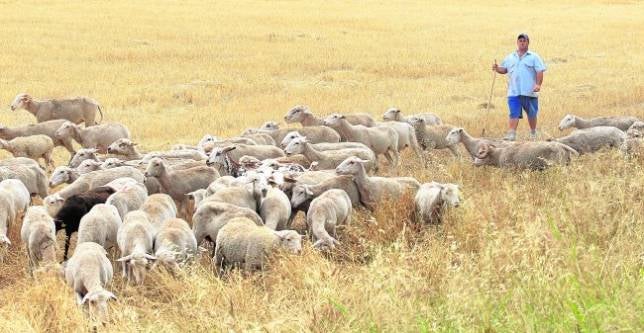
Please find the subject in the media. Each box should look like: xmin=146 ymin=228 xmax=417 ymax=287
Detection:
xmin=503 ymin=131 xmax=516 ymax=141
xmin=529 ymin=131 xmax=538 ymax=141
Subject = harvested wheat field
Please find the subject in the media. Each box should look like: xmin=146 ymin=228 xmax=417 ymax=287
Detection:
xmin=0 ymin=0 xmax=643 ymax=331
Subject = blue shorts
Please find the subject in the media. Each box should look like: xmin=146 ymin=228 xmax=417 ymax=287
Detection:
xmin=508 ymin=96 xmax=538 ymax=119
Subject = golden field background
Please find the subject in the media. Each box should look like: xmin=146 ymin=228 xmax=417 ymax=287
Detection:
xmin=0 ymin=0 xmax=643 ymax=331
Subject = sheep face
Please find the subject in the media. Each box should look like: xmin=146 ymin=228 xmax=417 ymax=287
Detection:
xmin=407 ymin=117 xmax=425 ymax=128
xmin=144 ymin=158 xmax=166 ymax=178
xmin=154 ymin=250 xmax=181 ymax=273
xmin=440 ymin=184 xmax=460 ymax=208
xmin=290 ymin=185 xmax=312 ymax=208
xmin=274 ymin=230 xmax=302 ymax=254
xmin=107 ymin=138 xmax=134 ymax=155
xmin=627 ymin=121 xmax=644 ymax=138
xmin=44 ymin=194 xmax=64 ymax=217
xmin=322 ymin=113 xmax=345 ymax=126
xmin=49 ymin=167 xmax=74 ymax=187
xmin=472 ymin=144 xmax=494 ymax=167
xmin=382 ymin=107 xmax=401 ymax=121
xmin=77 ymin=160 xmax=102 ymax=174
xmin=445 ymin=128 xmax=464 ymax=145
xmin=284 ymin=105 xmax=308 ymax=123
xmin=81 ymin=290 xmax=117 ymax=322
xmin=118 ymin=253 xmax=156 ymax=284
xmin=54 ymin=121 xmax=77 ymax=139
xmin=10 ymin=93 xmax=30 ymax=111
xmin=261 ymin=121 xmax=280 ymax=131
xmin=335 ymin=156 xmax=367 ymax=176
xmin=101 ymin=158 xmax=125 ymax=169
xmin=284 ymin=137 xmax=306 ymax=156
xmin=198 ymin=134 xmax=217 ymax=148
xmin=240 ymin=155 xmax=263 ymax=169
xmin=558 ymin=114 xmax=576 ymax=131
xmin=186 ymin=189 xmax=207 ymax=206
xmin=69 ymin=148 xmax=98 ymax=168
xmin=280 ymin=131 xmax=303 ymax=148
xmin=206 ymin=146 xmax=235 ymax=167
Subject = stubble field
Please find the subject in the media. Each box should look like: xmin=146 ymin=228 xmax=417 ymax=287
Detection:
xmin=0 ymin=0 xmax=643 ymax=331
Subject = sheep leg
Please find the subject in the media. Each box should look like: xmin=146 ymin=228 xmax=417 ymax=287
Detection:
xmin=63 ymin=234 xmax=71 ymax=261
xmin=44 ymin=151 xmax=55 ymax=171
xmin=448 ymin=145 xmax=461 ymax=158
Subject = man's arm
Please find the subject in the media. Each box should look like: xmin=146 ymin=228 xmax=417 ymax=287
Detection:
xmin=534 ymin=71 xmax=544 ymax=92
xmin=492 ymin=61 xmax=507 ymax=74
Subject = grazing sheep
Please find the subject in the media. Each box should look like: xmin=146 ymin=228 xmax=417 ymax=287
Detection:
xmin=445 ymin=127 xmax=513 ymax=159
xmin=306 ymin=189 xmax=352 ymax=250
xmin=279 ymin=131 xmax=370 ymax=151
xmin=377 ymin=121 xmax=423 ymax=158
xmin=153 ymin=218 xmax=198 ymax=272
xmin=54 ymin=121 xmax=130 ymax=154
xmin=116 ymin=211 xmax=156 ymax=284
xmin=213 ymin=217 xmax=302 ymax=273
xmin=473 ymin=141 xmax=578 ymax=170
xmin=260 ymin=187 xmax=292 ymax=231
xmin=10 ymin=93 xmax=104 ymax=126
xmin=0 ymin=163 xmax=49 ymax=198
xmin=140 ymin=193 xmax=178 ymax=232
xmin=382 ymin=107 xmax=442 ymax=125
xmin=107 ymin=138 xmax=207 ymax=162
xmin=323 ymin=114 xmax=400 ymax=166
xmin=206 ymin=145 xmax=283 ymax=177
xmin=285 ymin=105 xmax=377 ymax=127
xmin=409 ymin=118 xmax=460 ymax=157
xmin=105 ymin=182 xmax=148 ymax=220
xmin=0 ymin=120 xmax=75 ymax=154
xmin=335 ymin=156 xmax=420 ymax=211
xmin=415 ymin=182 xmax=460 ymax=224
xmin=202 ymin=180 xmax=265 ymax=212
xmin=558 ymin=114 xmax=640 ymax=131
xmin=245 ymin=125 xmax=341 ymax=145
xmin=20 ymin=206 xmax=57 ymax=271
xmin=0 ymin=135 xmax=55 ymax=169
xmin=626 ymin=121 xmax=644 ymax=137
xmin=192 ymin=201 xmax=263 ymax=254
xmin=550 ymin=126 xmax=626 ymax=154
xmin=144 ymin=158 xmax=219 ymax=219
xmin=290 ymin=175 xmax=361 ymax=213
xmin=0 ymin=179 xmax=31 ymax=244
xmin=54 ymin=186 xmax=116 ymax=260
xmin=64 ymin=242 xmax=116 ymax=323
xmin=620 ymin=134 xmax=643 ymax=158
xmin=284 ymin=136 xmax=377 ymax=172
xmin=76 ymin=159 xmax=104 ymax=174
xmin=54 ymin=166 xmax=145 ymax=200
xmin=77 ymin=204 xmax=122 ymax=250
xmin=68 ymin=148 xmax=100 ymax=168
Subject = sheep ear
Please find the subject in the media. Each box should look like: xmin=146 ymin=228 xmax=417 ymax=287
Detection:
xmin=283 ymin=175 xmax=297 ymax=183
xmin=107 ymin=291 xmax=117 ymax=301
xmin=144 ymin=253 xmax=157 ymax=261
xmin=340 ymin=115 xmax=346 ymax=119
xmin=223 ymin=146 xmax=236 ymax=152
xmin=304 ymin=185 xmax=314 ymax=196
xmin=395 ymin=109 xmax=401 ymax=113
xmin=116 ymin=254 xmax=133 ymax=262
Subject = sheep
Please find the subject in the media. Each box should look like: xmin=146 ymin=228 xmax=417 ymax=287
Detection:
xmin=620 ymin=133 xmax=643 ymax=158
xmin=626 ymin=121 xmax=644 ymax=137
xmin=260 ymin=187 xmax=292 ymax=231
xmin=279 ymin=130 xmax=376 ymax=151
xmin=382 ymin=107 xmax=442 ymax=125
xmin=105 ymin=181 xmax=148 ymax=220
xmin=306 ymin=189 xmax=352 ymax=250
xmin=0 ymin=179 xmax=31 ymax=244
xmin=550 ymin=126 xmax=626 ymax=154
xmin=186 ymin=189 xmax=208 ymax=207
xmin=376 ymin=121 xmax=423 ymax=158
xmin=64 ymin=242 xmax=116 ymax=323
xmin=107 ymin=138 xmax=207 ymax=161
xmin=290 ymin=175 xmax=361 ymax=212
xmin=284 ymin=105 xmax=377 ymax=127
xmin=473 ymin=141 xmax=578 ymax=170
xmin=245 ymin=125 xmax=341 ymax=145
xmin=54 ymin=121 xmax=130 ymax=154
xmin=415 ymin=182 xmax=460 ymax=224
xmin=213 ymin=217 xmax=302 ymax=273
xmin=140 ymin=193 xmax=178 ymax=232
xmin=69 ymin=148 xmax=100 ymax=168
xmin=77 ymin=204 xmax=122 ymax=250
xmin=144 ymin=158 xmax=219 ymax=219
xmin=116 ymin=211 xmax=156 ymax=284
xmin=206 ymin=145 xmax=284 ymax=177
xmin=54 ymin=186 xmax=116 ymax=260
xmin=558 ymin=114 xmax=641 ymax=131
xmin=10 ymin=93 xmax=104 ymax=126
xmin=242 ymin=132 xmax=276 ymax=146
xmin=76 ymin=159 xmax=104 ymax=174
xmin=445 ymin=127 xmax=514 ymax=159
xmin=335 ymin=156 xmax=420 ymax=211
xmin=408 ymin=118 xmax=460 ymax=157
xmin=284 ymin=136 xmax=377 ymax=172
xmin=153 ymin=218 xmax=197 ymax=272
xmin=192 ymin=201 xmax=263 ymax=254
xmin=0 ymin=135 xmax=54 ymax=169
xmin=0 ymin=163 xmax=49 ymax=198
xmin=104 ymin=177 xmax=142 ymax=191
xmin=53 ymin=166 xmax=145 ymax=200
xmin=0 ymin=119 xmax=75 ymax=154
xmin=20 ymin=206 xmax=57 ymax=271
xmin=202 ymin=180 xmax=265 ymax=212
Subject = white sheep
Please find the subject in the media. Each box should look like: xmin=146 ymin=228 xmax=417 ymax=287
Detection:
xmin=205 ymin=145 xmax=284 ymax=176
xmin=290 ymin=175 xmax=361 ymax=210
xmin=551 ymin=126 xmax=626 ymax=154
xmin=558 ymin=114 xmax=640 ymax=131
xmin=415 ymin=182 xmax=460 ymax=224
xmin=284 ymin=105 xmax=377 ymax=127
xmin=244 ymin=125 xmax=341 ymax=145
xmin=68 ymin=148 xmax=100 ymax=168
xmin=306 ymin=189 xmax=352 ymax=250
xmin=279 ymin=131 xmax=370 ymax=151
xmin=409 ymin=118 xmax=460 ymax=157
xmin=140 ymin=193 xmax=178 ymax=232
xmin=186 ymin=188 xmax=209 ymax=207
xmin=153 ymin=218 xmax=198 ymax=273
xmin=376 ymin=120 xmax=423 ymax=159
xmin=55 ymin=121 xmax=130 ymax=154
xmin=10 ymin=93 xmax=104 ymax=126
xmin=20 ymin=206 xmax=57 ymax=270
xmin=77 ymin=204 xmax=122 ymax=250
xmin=64 ymin=242 xmax=116 ymax=323
xmin=53 ymin=166 xmax=145 ymax=200
xmin=192 ymin=201 xmax=263 ymax=254
xmin=473 ymin=142 xmax=578 ymax=170
xmin=626 ymin=121 xmax=644 ymax=138
xmin=214 ymin=217 xmax=302 ymax=273
xmin=105 ymin=181 xmax=148 ymax=220
xmin=76 ymin=159 xmax=104 ymax=174
xmin=107 ymin=138 xmax=207 ymax=161
xmin=445 ymin=127 xmax=512 ymax=159
xmin=284 ymin=136 xmax=377 ymax=172
xmin=0 ymin=180 xmax=32 ymax=244
xmin=382 ymin=107 xmax=442 ymax=125
xmin=0 ymin=161 xmax=49 ymax=198
xmin=0 ymin=135 xmax=55 ymax=169
xmin=260 ymin=186 xmax=292 ymax=231
xmin=116 ymin=210 xmax=156 ymax=284
xmin=0 ymin=119 xmax=75 ymax=155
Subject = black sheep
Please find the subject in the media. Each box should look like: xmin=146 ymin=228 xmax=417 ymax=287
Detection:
xmin=54 ymin=186 xmax=116 ymax=260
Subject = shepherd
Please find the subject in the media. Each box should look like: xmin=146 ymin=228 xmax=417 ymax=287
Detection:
xmin=493 ymin=33 xmax=547 ymax=141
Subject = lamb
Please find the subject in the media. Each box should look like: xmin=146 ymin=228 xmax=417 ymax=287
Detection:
xmin=279 ymin=131 xmax=370 ymax=150
xmin=382 ymin=107 xmax=442 ymax=125
xmin=290 ymin=175 xmax=361 ymax=212
xmin=153 ymin=218 xmax=198 ymax=272
xmin=445 ymin=127 xmax=513 ymax=159
xmin=68 ymin=148 xmax=100 ymax=168
xmin=260 ymin=187 xmax=292 ymax=231
xmin=0 ymin=120 xmax=75 ymax=154
xmin=408 ymin=118 xmax=460 ymax=157
xmin=306 ymin=189 xmax=352 ymax=250
xmin=0 ymin=163 xmax=49 ymax=198
xmin=20 ymin=206 xmax=57 ymax=271
xmin=242 ymin=132 xmax=276 ymax=146
xmin=550 ymin=126 xmax=626 ymax=154
xmin=205 ymin=145 xmax=285 ymax=176
xmin=376 ymin=121 xmax=423 ymax=158
xmin=145 ymin=158 xmax=219 ymax=219
xmin=54 ymin=121 xmax=130 ymax=154
xmin=76 ymin=159 xmax=103 ymax=174
xmin=105 ymin=181 xmax=148 ymax=219
xmin=0 ymin=135 xmax=54 ymax=169
xmin=54 ymin=186 xmax=116 ymax=260
xmin=64 ymin=242 xmax=116 ymax=323
xmin=626 ymin=121 xmax=644 ymax=137
xmin=10 ymin=93 xmax=104 ymax=126
xmin=0 ymin=179 xmax=31 ymax=245
xmin=558 ymin=114 xmax=641 ymax=131
xmin=140 ymin=193 xmax=178 ymax=232
xmin=202 ymin=180 xmax=265 ymax=212
xmin=335 ymin=156 xmax=420 ymax=211
xmin=116 ymin=210 xmax=156 ymax=284
xmin=192 ymin=201 xmax=263 ymax=253
xmin=77 ymin=204 xmax=122 ymax=250
xmin=415 ymin=182 xmax=460 ymax=224
xmin=284 ymin=136 xmax=377 ymax=172
xmin=473 ymin=141 xmax=578 ymax=170
xmin=107 ymin=138 xmax=207 ymax=161
xmin=213 ymin=217 xmax=302 ymax=273
xmin=54 ymin=166 xmax=145 ymax=200
xmin=323 ymin=114 xmax=400 ymax=166
xmin=285 ymin=105 xmax=377 ymax=127
xmin=620 ymin=132 xmax=643 ymax=158
xmin=245 ymin=125 xmax=341 ymax=145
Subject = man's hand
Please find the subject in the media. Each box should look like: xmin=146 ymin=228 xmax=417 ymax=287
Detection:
xmin=533 ymin=84 xmax=541 ymax=92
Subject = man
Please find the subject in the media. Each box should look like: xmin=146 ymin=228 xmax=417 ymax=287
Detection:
xmin=493 ymin=33 xmax=546 ymax=141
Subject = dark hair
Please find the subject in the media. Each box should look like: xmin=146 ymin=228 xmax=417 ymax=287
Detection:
xmin=517 ymin=33 xmax=529 ymax=41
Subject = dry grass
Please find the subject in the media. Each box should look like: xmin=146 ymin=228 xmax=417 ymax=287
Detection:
xmin=0 ymin=0 xmax=643 ymax=331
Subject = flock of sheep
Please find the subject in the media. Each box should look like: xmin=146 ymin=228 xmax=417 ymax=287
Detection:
xmin=1 ymin=92 xmax=643 ymax=322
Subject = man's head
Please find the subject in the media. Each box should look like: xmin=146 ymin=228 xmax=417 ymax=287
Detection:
xmin=517 ymin=33 xmax=529 ymax=53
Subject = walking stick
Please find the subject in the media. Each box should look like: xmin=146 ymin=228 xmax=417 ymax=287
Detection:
xmin=481 ymin=59 xmax=497 ymax=137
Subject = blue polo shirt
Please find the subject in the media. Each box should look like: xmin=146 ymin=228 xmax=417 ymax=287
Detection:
xmin=501 ymin=50 xmax=546 ymax=98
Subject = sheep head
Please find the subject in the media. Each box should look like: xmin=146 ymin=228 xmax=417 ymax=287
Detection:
xmin=81 ymin=290 xmax=117 ymax=323
xmin=69 ymin=148 xmax=98 ymax=168
xmin=335 ymin=156 xmax=369 ymax=176
xmin=10 ymin=93 xmax=31 ymax=111
xmin=107 ymin=138 xmax=135 ymax=155
xmin=284 ymin=105 xmax=309 ymax=123
xmin=473 ymin=143 xmax=494 ymax=166
xmin=260 ymin=121 xmax=280 ymax=131
xmin=198 ymin=134 xmax=218 ymax=148
xmin=284 ymin=136 xmax=307 ymax=156
xmin=117 ymin=252 xmax=156 ymax=285
xmin=274 ymin=230 xmax=302 ymax=254
xmin=440 ymin=183 xmax=461 ymax=208
xmin=280 ymin=131 xmax=303 ymax=148
xmin=322 ymin=113 xmax=346 ymax=126
xmin=558 ymin=114 xmax=576 ymax=131
xmin=206 ymin=146 xmax=235 ymax=167
xmin=144 ymin=158 xmax=166 ymax=178
xmin=54 ymin=121 xmax=77 ymax=140
xmin=44 ymin=194 xmax=65 ymax=217
xmin=290 ymin=184 xmax=313 ymax=208
xmin=101 ymin=158 xmax=125 ymax=169
xmin=445 ymin=128 xmax=464 ymax=145
xmin=49 ymin=166 xmax=74 ymax=187
xmin=382 ymin=107 xmax=401 ymax=121
xmin=77 ymin=159 xmax=102 ymax=174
